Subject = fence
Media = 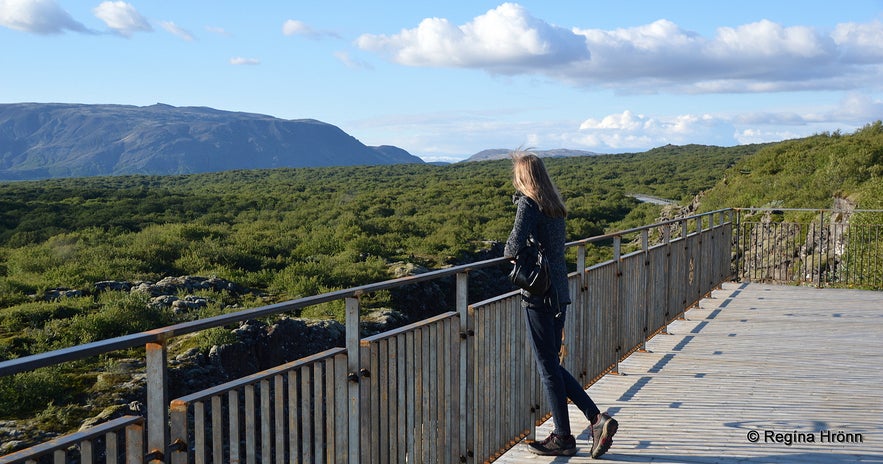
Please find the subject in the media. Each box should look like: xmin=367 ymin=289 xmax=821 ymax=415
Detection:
xmin=0 ymin=209 xmax=734 ymax=463
xmin=0 ymin=416 xmax=144 ymax=464
xmin=734 ymin=208 xmax=883 ymax=289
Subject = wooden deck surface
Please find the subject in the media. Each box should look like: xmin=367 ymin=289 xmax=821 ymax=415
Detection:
xmin=494 ymin=282 xmax=883 ymax=463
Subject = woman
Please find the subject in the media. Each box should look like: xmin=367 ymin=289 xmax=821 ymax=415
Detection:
xmin=504 ymin=150 xmax=618 ymax=458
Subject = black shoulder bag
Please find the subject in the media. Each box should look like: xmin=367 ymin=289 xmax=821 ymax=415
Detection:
xmin=508 ymin=237 xmax=551 ymax=295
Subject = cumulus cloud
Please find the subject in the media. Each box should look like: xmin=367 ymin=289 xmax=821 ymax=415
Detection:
xmin=577 ymin=111 xmax=732 ymax=150
xmin=230 ymin=56 xmax=260 ymax=65
xmin=93 ymin=1 xmax=151 ymax=37
xmin=832 ymin=20 xmax=883 ymax=62
xmin=0 ymin=0 xmax=90 ymax=34
xmin=282 ymin=19 xmax=339 ymax=39
xmin=357 ymin=2 xmax=589 ymax=72
xmin=575 ymin=92 xmax=883 ymax=151
xmin=357 ymin=3 xmax=883 ymax=93
xmin=161 ymin=21 xmax=193 ymax=41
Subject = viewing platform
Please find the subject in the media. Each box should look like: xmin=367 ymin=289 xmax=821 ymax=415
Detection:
xmin=3 ymin=208 xmax=881 ymax=463
xmin=496 ymin=282 xmax=883 ymax=463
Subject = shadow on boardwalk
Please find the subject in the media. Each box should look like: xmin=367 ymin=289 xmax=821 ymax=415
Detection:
xmin=495 ymin=282 xmax=883 ymax=464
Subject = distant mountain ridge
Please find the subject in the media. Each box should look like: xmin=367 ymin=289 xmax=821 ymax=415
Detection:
xmin=0 ymin=103 xmax=423 ymax=180
xmin=463 ymin=148 xmax=601 ymax=162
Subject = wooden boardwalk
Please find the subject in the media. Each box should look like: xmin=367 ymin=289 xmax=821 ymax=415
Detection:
xmin=495 ymin=282 xmax=883 ymax=463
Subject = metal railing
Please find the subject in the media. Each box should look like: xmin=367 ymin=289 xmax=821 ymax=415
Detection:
xmin=734 ymin=208 xmax=883 ymax=289
xmin=0 ymin=209 xmax=735 ymax=463
xmin=0 ymin=416 xmax=144 ymax=464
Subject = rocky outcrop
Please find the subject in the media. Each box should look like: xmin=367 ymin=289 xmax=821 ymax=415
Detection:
xmin=35 ymin=275 xmax=250 ymax=307
xmin=670 ymin=192 xmax=861 ymax=285
xmin=127 ymin=275 xmax=248 ymax=297
xmin=747 ymin=197 xmax=857 ymax=284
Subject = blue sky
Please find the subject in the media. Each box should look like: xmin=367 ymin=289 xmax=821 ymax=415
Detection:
xmin=2 ymin=1 xmax=883 ymax=162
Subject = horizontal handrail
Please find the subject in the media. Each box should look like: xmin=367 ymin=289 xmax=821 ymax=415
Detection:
xmin=735 ymin=207 xmax=883 ymax=213
xmin=566 ymin=208 xmax=733 ymax=246
xmin=0 ymin=416 xmax=144 ymax=464
xmin=172 ymin=347 xmax=346 ymax=404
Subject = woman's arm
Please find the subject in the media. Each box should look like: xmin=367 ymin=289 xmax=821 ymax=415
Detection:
xmin=504 ymin=195 xmax=539 ymax=259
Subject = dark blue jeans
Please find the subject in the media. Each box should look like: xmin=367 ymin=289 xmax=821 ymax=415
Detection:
xmin=524 ymin=303 xmax=601 ymax=436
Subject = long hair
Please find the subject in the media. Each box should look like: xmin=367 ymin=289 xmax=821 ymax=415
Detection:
xmin=511 ymin=150 xmax=567 ymax=218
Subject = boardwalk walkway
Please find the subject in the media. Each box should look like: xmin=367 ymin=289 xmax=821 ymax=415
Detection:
xmin=495 ymin=282 xmax=883 ymax=463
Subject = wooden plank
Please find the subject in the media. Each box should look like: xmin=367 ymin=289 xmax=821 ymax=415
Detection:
xmin=495 ymin=283 xmax=883 ymax=462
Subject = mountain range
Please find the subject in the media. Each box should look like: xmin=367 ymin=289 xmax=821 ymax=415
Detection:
xmin=0 ymin=103 xmax=424 ymax=181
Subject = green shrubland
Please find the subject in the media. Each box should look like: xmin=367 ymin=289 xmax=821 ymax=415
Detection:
xmin=699 ymin=121 xmax=883 ymax=211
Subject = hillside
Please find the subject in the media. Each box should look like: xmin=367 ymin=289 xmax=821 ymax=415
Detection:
xmin=0 ymin=103 xmax=423 ymax=180
xmin=698 ymin=122 xmax=883 ymax=211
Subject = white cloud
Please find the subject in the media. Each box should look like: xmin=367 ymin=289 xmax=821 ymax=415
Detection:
xmin=358 ymin=4 xmax=883 ymax=94
xmin=577 ymin=110 xmax=732 ymax=150
xmin=830 ymin=93 xmax=883 ymax=122
xmin=579 ymin=110 xmax=646 ymax=131
xmin=230 ymin=57 xmax=260 ymax=65
xmin=282 ymin=19 xmax=339 ymax=39
xmin=93 ymin=1 xmax=151 ymax=37
xmin=832 ymin=20 xmax=883 ymax=62
xmin=334 ymin=51 xmax=372 ymax=70
xmin=0 ymin=0 xmax=90 ymax=34
xmin=356 ymin=2 xmax=589 ymax=71
xmin=734 ymin=128 xmax=803 ymax=145
xmin=708 ymin=20 xmax=831 ymax=59
xmin=161 ymin=21 xmax=193 ymax=41
xmin=565 ymin=19 xmax=848 ymax=91
xmin=575 ymin=93 xmax=882 ymax=152
xmin=282 ymin=19 xmax=309 ymax=36
xmin=205 ymin=25 xmax=231 ymax=37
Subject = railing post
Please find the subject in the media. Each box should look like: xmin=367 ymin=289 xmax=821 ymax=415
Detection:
xmin=612 ymin=236 xmax=622 ymax=375
xmin=146 ymin=342 xmax=168 ymax=463
xmin=735 ymin=209 xmax=746 ymax=282
xmin=818 ymin=210 xmax=826 ymax=288
xmin=681 ymin=218 xmax=689 ymax=316
xmin=169 ymin=400 xmax=187 ymax=464
xmin=128 ymin=420 xmax=146 ymax=464
xmin=640 ymin=229 xmax=650 ymax=352
xmin=345 ymin=297 xmax=361 ymax=463
xmin=456 ymin=271 xmax=472 ymax=463
xmin=662 ymin=223 xmax=672 ymax=335
xmin=696 ymin=213 xmax=705 ymax=303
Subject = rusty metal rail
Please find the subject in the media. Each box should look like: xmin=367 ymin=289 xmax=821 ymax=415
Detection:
xmin=1 ymin=210 xmax=734 ymax=463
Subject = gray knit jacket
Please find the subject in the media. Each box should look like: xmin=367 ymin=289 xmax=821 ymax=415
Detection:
xmin=504 ymin=193 xmax=571 ymax=308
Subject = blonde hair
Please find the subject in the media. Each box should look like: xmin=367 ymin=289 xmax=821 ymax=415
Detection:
xmin=511 ymin=150 xmax=567 ymax=218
